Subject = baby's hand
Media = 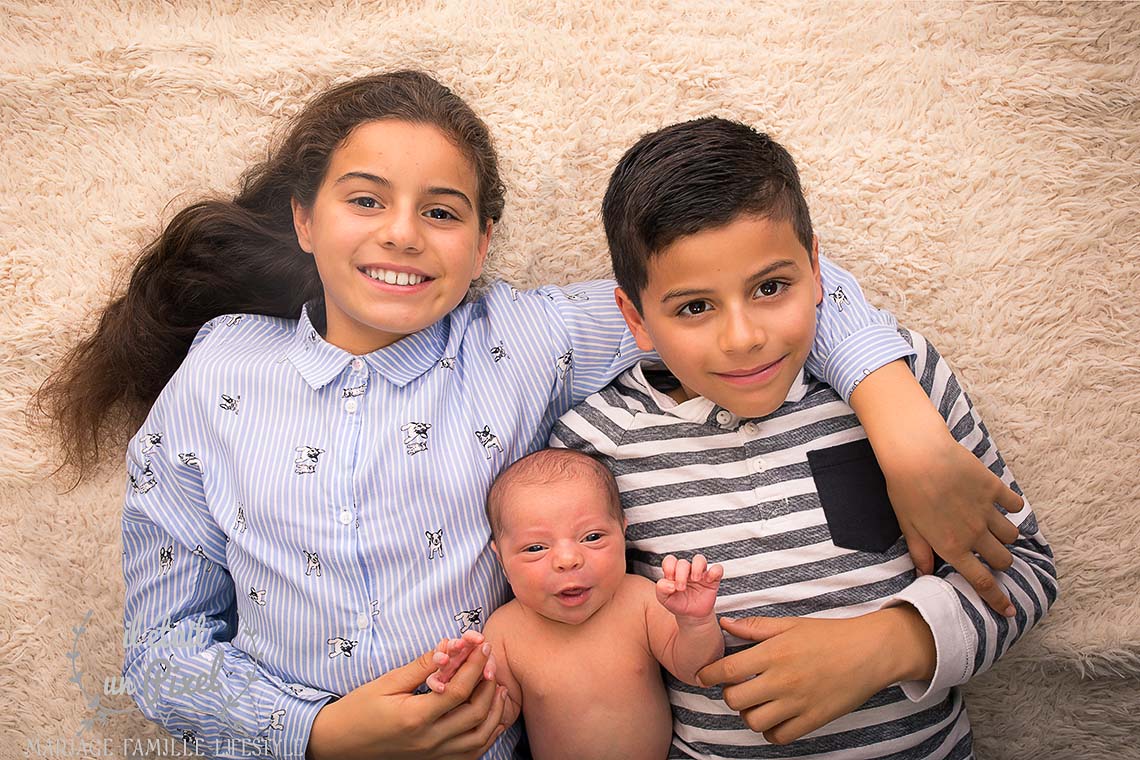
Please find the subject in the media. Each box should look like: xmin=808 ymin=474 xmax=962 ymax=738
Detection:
xmin=656 ymin=554 xmax=724 ymax=620
xmin=424 ymin=630 xmax=495 ymax=693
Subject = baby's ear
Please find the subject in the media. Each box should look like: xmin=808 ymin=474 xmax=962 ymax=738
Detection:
xmin=490 ymin=540 xmax=500 ymax=561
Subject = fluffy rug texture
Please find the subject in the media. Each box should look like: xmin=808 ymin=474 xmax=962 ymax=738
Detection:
xmin=2 ymin=1 xmax=1138 ymax=758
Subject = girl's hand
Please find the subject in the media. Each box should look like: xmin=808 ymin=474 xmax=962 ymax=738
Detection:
xmin=656 ymin=554 xmax=724 ymax=620
xmin=697 ymin=609 xmax=935 ymax=746
xmin=426 ymin=631 xmax=496 ymax=694
xmin=849 ymin=359 xmax=1022 ymax=615
xmin=306 ymin=641 xmax=509 ymax=760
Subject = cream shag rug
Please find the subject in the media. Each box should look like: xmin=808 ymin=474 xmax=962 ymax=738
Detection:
xmin=2 ymin=1 xmax=1138 ymax=758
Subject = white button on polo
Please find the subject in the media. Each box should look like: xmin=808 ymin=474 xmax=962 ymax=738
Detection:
xmin=715 ymin=410 xmax=733 ymax=426
xmin=743 ymin=421 xmax=759 ymax=436
xmin=351 ymin=358 xmax=365 ymax=371
xmin=356 ymin=613 xmax=370 ymax=630
xmin=338 ymin=509 xmax=353 ymax=525
xmin=344 ymin=398 xmax=359 ymax=413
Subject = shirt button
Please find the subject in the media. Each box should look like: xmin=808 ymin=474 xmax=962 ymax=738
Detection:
xmin=751 ymin=458 xmax=765 ymax=473
xmin=344 ymin=398 xmax=359 ymax=414
xmin=356 ymin=613 xmax=370 ymax=630
xmin=339 ymin=509 xmax=353 ymax=525
xmin=351 ymin=358 xmax=365 ymax=371
xmin=742 ymin=421 xmax=759 ymax=436
xmin=715 ymin=410 xmax=734 ymax=426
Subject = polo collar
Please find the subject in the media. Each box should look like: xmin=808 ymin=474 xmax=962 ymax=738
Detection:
xmin=285 ymin=305 xmax=450 ymax=390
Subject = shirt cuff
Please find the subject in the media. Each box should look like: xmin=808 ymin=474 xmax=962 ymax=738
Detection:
xmin=882 ymin=574 xmax=977 ymax=703
xmin=819 ymin=323 xmax=916 ymax=401
xmin=266 ymin=688 xmax=336 ymax=759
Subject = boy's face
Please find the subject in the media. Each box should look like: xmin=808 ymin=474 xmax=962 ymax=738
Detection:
xmin=492 ymin=477 xmax=627 ymax=627
xmin=616 ymin=215 xmax=822 ymax=419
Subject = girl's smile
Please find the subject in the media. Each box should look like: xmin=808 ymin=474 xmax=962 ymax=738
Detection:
xmin=292 ymin=119 xmax=492 ymax=355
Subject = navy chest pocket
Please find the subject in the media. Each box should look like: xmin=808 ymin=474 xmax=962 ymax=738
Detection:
xmin=806 ymin=439 xmax=901 ymax=553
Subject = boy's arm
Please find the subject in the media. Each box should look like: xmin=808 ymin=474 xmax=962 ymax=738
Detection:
xmin=877 ymin=330 xmax=1058 ymax=699
xmin=812 ymin=254 xmax=1024 ymax=613
xmin=644 ymin=558 xmax=725 ymax=686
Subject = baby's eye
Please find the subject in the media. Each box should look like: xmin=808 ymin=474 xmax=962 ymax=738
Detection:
xmin=754 ymin=280 xmax=787 ymax=298
xmin=583 ymin=532 xmax=603 ymax=542
xmin=679 ymin=300 xmax=709 ymax=317
xmin=425 ymin=207 xmax=458 ymax=221
xmin=523 ymin=545 xmax=545 ymax=553
xmin=349 ymin=197 xmax=380 ymax=209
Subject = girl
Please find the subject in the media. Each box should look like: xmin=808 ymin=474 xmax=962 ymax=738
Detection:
xmin=39 ymin=71 xmax=1022 ymax=760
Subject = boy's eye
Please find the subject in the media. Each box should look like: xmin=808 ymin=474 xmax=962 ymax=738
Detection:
xmin=755 ymin=280 xmax=787 ymax=298
xmin=679 ymin=300 xmax=709 ymax=317
xmin=425 ymin=207 xmax=458 ymax=221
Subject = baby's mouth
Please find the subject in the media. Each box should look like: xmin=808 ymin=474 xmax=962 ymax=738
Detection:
xmin=556 ymin=586 xmax=591 ymax=605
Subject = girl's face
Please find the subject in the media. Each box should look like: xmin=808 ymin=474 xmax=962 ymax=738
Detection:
xmin=292 ymin=119 xmax=492 ymax=354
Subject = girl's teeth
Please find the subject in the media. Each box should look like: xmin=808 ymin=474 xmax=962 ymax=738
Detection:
xmin=366 ymin=268 xmax=424 ymax=286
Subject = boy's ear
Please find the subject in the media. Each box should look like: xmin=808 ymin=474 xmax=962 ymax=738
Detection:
xmin=292 ymin=198 xmax=314 ymax=254
xmin=471 ymin=220 xmax=493 ymax=280
xmin=810 ymin=235 xmax=823 ymax=306
xmin=614 ymin=287 xmax=656 ymax=353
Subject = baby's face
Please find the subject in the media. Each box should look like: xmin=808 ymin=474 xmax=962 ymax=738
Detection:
xmin=493 ymin=477 xmax=626 ymax=626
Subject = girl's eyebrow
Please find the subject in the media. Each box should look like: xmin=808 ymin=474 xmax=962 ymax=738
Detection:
xmin=333 ymin=171 xmax=474 ymax=211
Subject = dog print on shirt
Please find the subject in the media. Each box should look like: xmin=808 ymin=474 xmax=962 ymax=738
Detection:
xmin=327 ymin=637 xmax=357 ymax=658
xmin=178 ymin=452 xmax=202 ymax=470
xmin=425 ymin=529 xmax=444 ymax=560
xmin=139 ymin=432 xmax=163 ymax=455
xmin=454 ymin=607 xmax=483 ymax=634
xmin=159 ymin=544 xmax=174 ymax=576
xmin=556 ymin=349 xmax=573 ymax=378
xmin=303 ymin=551 xmax=322 ymax=577
xmin=294 ymin=446 xmax=325 ymax=474
xmin=234 ymin=504 xmax=248 ymax=534
xmin=342 ymin=384 xmax=366 ymax=399
xmin=400 ymin=422 xmax=432 ymax=456
xmin=249 ymin=587 xmax=267 ymax=606
xmin=474 ymin=426 xmax=503 ymax=459
xmin=130 ymin=461 xmax=157 ymax=495
xmin=828 ymin=285 xmax=852 ymax=313
xmin=219 ymin=394 xmax=240 ymax=414
xmin=268 ymin=709 xmax=285 ymax=731
xmin=490 ymin=342 xmax=509 ymax=362
xmin=565 ymin=292 xmax=589 ymax=302
xmin=439 ymin=357 xmax=457 ymax=370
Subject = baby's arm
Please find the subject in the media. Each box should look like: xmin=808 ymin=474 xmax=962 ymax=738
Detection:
xmin=425 ymin=630 xmax=492 ymax=694
xmin=482 ymin=612 xmax=523 ymax=729
xmin=646 ymin=555 xmax=725 ymax=686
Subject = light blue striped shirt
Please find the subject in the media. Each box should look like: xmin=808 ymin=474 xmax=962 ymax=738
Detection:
xmin=121 ymin=256 xmax=914 ymax=758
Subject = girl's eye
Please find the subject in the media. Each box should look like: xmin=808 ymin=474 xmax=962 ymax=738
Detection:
xmin=755 ymin=280 xmax=787 ymax=298
xmin=349 ymin=197 xmax=380 ymax=209
xmin=425 ymin=208 xmax=458 ymax=221
xmin=679 ymin=300 xmax=709 ymax=317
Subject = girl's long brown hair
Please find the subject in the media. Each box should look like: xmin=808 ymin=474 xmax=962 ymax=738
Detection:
xmin=37 ymin=70 xmax=505 ymax=483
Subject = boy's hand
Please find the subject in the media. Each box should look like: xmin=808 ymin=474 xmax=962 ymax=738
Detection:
xmin=849 ymin=359 xmax=1022 ymax=615
xmin=426 ymin=631 xmax=496 ymax=694
xmin=697 ymin=608 xmax=935 ymax=746
xmin=656 ymin=554 xmax=724 ymax=620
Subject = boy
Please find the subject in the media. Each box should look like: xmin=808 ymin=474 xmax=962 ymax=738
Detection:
xmin=550 ymin=118 xmax=1057 ymax=759
xmin=429 ymin=447 xmax=726 ymax=760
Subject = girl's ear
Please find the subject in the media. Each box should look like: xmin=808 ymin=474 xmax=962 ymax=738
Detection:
xmin=810 ymin=235 xmax=823 ymax=306
xmin=471 ymin=220 xmax=493 ymax=280
xmin=292 ymin=198 xmax=314 ymax=254
xmin=615 ymin=287 xmax=656 ymax=353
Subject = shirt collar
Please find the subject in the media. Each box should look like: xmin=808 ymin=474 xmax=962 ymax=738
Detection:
xmin=628 ymin=360 xmax=812 ymax=426
xmin=285 ymin=305 xmax=450 ymax=390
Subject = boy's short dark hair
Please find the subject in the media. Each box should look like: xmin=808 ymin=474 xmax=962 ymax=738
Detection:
xmin=602 ymin=117 xmax=814 ymax=312
xmin=486 ymin=448 xmax=623 ymax=539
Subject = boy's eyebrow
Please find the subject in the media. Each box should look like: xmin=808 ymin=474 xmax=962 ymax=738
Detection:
xmin=660 ymin=259 xmax=800 ymax=302
xmin=333 ymin=172 xmax=474 ymax=211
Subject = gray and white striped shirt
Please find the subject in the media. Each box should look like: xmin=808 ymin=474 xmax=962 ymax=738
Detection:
xmin=552 ymin=329 xmax=1057 ymax=760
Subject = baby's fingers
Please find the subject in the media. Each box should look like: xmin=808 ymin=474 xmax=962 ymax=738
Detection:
xmin=661 ymin=554 xmax=678 ymax=580
xmin=674 ymin=558 xmax=691 ymax=591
